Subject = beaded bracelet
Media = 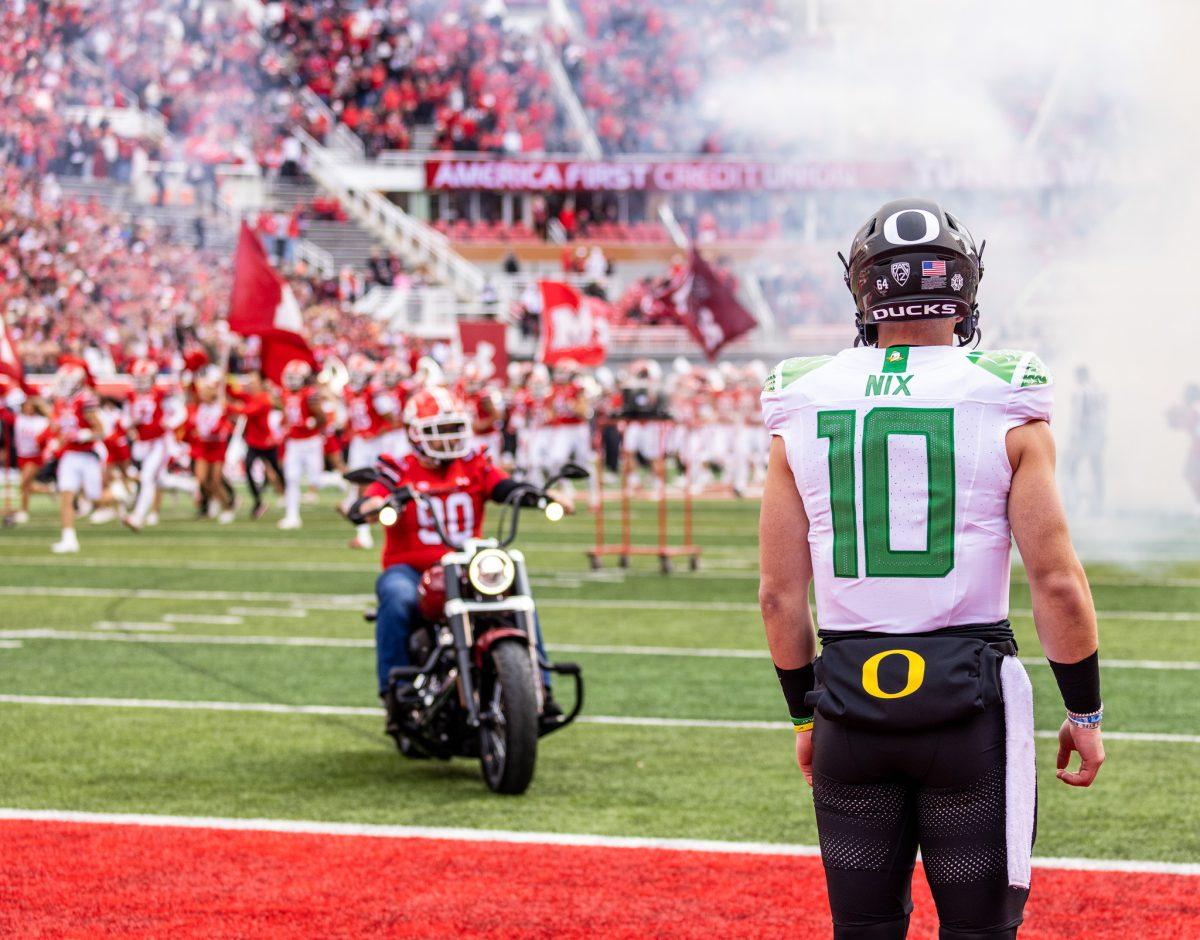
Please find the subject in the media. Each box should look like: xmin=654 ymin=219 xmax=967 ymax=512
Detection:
xmin=1066 ymin=705 xmax=1103 ymax=729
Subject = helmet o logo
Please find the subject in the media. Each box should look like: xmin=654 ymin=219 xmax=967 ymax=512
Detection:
xmin=882 ymin=209 xmax=941 ymax=246
xmin=861 ymin=649 xmax=926 ymax=699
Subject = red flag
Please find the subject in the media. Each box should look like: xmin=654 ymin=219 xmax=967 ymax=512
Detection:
xmin=671 ymin=249 xmax=758 ymax=361
xmin=538 ymin=281 xmax=609 ymax=367
xmin=0 ymin=314 xmax=29 ymax=393
xmin=228 ymin=223 xmax=315 ymax=383
xmin=459 ymin=318 xmax=509 ymax=379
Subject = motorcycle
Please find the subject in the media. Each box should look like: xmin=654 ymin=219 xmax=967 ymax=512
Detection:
xmin=346 ymin=464 xmax=588 ymax=795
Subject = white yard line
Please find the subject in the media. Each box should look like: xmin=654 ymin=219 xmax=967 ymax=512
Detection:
xmin=0 ymin=694 xmax=1196 ymax=745
xmin=0 ymin=808 xmax=1195 ymax=875
xmin=162 ymin=614 xmax=245 ymax=626
xmin=2 ymin=630 xmax=1197 ymax=672
xmin=27 ymin=590 xmax=1200 ymax=627
xmin=0 ymin=585 xmax=372 ymax=607
xmin=0 ymin=641 xmax=22 ymax=649
xmin=2 ymin=584 xmax=1200 ymax=625
xmin=92 ymin=621 xmax=176 ymax=633
xmin=226 ymin=607 xmax=309 ymax=619
xmin=0 ymin=630 xmax=372 ymax=649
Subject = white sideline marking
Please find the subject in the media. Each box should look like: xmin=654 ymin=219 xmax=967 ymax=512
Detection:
xmin=92 ymin=621 xmax=175 ymax=633
xmin=1 ymin=631 xmax=1196 ymax=673
xmin=227 ymin=607 xmax=309 ymax=619
xmin=162 ymin=614 xmax=244 ymax=626
xmin=0 ymin=808 xmax=1194 ymax=877
xmin=0 ymin=694 xmax=1196 ymax=745
xmin=0 ymin=641 xmax=21 ymax=649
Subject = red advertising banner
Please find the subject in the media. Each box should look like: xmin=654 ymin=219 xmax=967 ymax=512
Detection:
xmin=425 ymin=159 xmax=902 ymax=192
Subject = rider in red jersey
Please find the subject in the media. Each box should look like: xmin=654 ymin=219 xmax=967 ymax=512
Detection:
xmin=354 ymin=385 xmax=573 ymax=723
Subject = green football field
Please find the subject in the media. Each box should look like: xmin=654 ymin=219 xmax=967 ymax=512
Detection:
xmin=0 ymin=494 xmax=1198 ymax=865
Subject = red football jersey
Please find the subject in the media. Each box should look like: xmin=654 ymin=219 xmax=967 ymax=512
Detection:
xmin=281 ymin=387 xmax=321 ymax=440
xmin=548 ymin=382 xmax=585 ymax=426
xmin=226 ymin=387 xmax=277 ymax=450
xmin=54 ymin=391 xmax=99 ymax=453
xmin=344 ymin=386 xmax=389 ymax=440
xmin=188 ymin=401 xmax=233 ymax=444
xmin=366 ymin=450 xmax=507 ymax=573
xmin=128 ymin=388 xmax=168 ymax=441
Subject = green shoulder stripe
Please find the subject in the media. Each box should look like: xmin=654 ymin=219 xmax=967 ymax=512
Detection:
xmin=966 ymin=349 xmax=1050 ymax=387
xmin=763 ymin=355 xmax=833 ymax=393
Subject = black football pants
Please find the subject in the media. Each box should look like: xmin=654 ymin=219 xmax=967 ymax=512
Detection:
xmin=812 ymin=705 xmax=1031 ymax=939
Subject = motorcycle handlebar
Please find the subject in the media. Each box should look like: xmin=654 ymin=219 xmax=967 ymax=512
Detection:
xmin=376 ymin=480 xmax=559 ymax=550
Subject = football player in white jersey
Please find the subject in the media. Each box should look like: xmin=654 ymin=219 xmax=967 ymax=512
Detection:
xmin=759 ymin=199 xmax=1104 ymax=939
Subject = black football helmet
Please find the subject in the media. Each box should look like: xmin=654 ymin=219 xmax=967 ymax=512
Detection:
xmin=840 ymin=198 xmax=984 ymax=347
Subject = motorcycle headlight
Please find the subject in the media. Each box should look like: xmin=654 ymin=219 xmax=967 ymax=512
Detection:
xmin=467 ymin=549 xmax=516 ymax=596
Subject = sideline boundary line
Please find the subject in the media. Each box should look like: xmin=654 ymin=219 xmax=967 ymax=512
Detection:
xmin=0 ymin=694 xmax=1195 ymax=744
xmin=0 ymin=808 xmax=1196 ymax=876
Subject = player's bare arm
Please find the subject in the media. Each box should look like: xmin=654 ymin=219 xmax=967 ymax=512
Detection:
xmin=759 ymin=436 xmax=817 ymax=784
xmin=1007 ymin=419 xmax=1105 ymax=787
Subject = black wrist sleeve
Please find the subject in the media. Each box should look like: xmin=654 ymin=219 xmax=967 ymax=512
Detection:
xmin=1047 ymin=650 xmax=1102 ymax=714
xmin=774 ymin=662 xmax=816 ymax=720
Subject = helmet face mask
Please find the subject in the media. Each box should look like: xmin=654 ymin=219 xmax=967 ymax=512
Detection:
xmin=131 ymin=359 xmax=156 ymax=393
xmin=411 ymin=416 xmax=472 ymax=460
xmin=843 ymin=198 xmax=984 ymax=348
xmin=282 ymin=359 xmax=313 ymax=391
xmin=347 ymin=354 xmax=375 ymax=391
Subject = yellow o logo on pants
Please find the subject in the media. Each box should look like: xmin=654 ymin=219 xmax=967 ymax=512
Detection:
xmin=861 ymin=649 xmax=926 ymax=699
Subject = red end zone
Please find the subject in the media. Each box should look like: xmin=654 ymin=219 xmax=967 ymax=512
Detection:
xmin=1 ymin=819 xmax=1197 ymax=939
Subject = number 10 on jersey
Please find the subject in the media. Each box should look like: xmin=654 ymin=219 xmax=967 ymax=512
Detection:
xmin=817 ymin=407 xmax=955 ymax=579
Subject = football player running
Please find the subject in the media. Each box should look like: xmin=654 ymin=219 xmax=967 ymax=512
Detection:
xmin=340 ymin=354 xmax=393 ymax=549
xmin=352 ymin=386 xmax=574 ymax=735
xmin=124 ymin=358 xmax=184 ymax=532
xmin=47 ymin=363 xmax=106 ymax=553
xmin=277 ymin=359 xmax=326 ymax=530
xmin=759 ymin=199 xmax=1104 ymax=939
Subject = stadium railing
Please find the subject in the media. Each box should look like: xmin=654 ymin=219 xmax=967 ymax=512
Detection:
xmin=295 ymin=130 xmax=487 ymax=302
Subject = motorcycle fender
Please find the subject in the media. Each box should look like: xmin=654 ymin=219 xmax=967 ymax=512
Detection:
xmin=472 ymin=627 xmax=529 ymax=669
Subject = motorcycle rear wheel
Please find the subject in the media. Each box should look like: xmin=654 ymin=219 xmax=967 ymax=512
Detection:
xmin=479 ymin=640 xmax=538 ymax=795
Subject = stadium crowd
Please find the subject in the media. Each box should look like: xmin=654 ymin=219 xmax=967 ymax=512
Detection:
xmin=265 ymin=0 xmax=577 ymax=157
xmin=554 ymin=0 xmax=794 ymax=154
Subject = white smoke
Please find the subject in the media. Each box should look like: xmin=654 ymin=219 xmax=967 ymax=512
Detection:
xmin=701 ymin=0 xmax=1198 ymax=526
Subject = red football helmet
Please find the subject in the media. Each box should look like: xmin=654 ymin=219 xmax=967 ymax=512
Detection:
xmin=130 ymin=358 xmax=157 ymax=393
xmin=282 ymin=359 xmax=313 ymax=391
xmin=403 ymin=386 xmax=471 ymax=462
xmin=380 ymin=356 xmax=410 ymax=388
xmin=346 ymin=354 xmax=376 ymax=391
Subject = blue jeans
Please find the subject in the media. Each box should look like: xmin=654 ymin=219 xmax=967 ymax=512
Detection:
xmin=375 ymin=564 xmax=553 ymax=695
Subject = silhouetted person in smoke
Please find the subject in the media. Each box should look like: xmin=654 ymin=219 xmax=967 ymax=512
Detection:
xmin=1067 ymin=366 xmax=1107 ymax=513
xmin=1168 ymin=384 xmax=1200 ymax=505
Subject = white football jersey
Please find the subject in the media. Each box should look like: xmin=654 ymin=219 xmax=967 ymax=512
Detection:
xmin=761 ymin=345 xmax=1052 ymax=634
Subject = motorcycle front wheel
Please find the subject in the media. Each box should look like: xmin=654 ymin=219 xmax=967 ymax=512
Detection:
xmin=479 ymin=640 xmax=538 ymax=794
